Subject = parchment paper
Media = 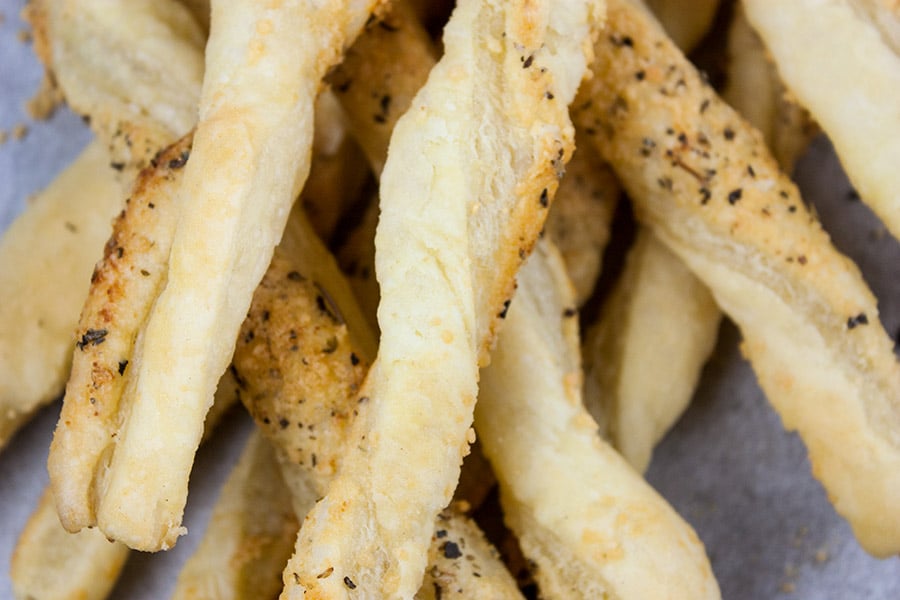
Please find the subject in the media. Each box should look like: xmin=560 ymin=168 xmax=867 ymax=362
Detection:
xmin=1 ymin=2 xmax=898 ymax=598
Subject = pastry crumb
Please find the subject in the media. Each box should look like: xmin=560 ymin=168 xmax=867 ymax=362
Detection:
xmin=12 ymin=123 xmax=28 ymax=140
xmin=26 ymin=74 xmax=62 ymax=120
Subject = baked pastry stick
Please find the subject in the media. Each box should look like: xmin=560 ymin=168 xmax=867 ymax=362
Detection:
xmin=11 ymin=489 xmax=128 ymax=600
xmin=0 ymin=142 xmax=122 ymax=449
xmin=171 ymin=431 xmax=300 ymax=600
xmin=12 ymin=376 xmax=238 ymax=600
xmin=49 ymin=134 xmax=197 ymax=541
xmin=477 ymin=239 xmax=720 ymax=599
xmin=232 ymin=249 xmax=522 ymax=599
xmin=284 ymin=0 xmax=601 ymax=596
xmin=743 ymin=0 xmax=900 ymax=240
xmin=580 ymin=1 xmax=817 ymax=473
xmin=576 ymin=0 xmax=900 ymax=557
xmin=50 ymin=0 xmax=383 ymax=551
xmin=583 ymin=229 xmax=720 ymax=472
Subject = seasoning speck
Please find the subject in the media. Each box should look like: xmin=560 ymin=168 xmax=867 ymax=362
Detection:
xmin=76 ymin=328 xmax=108 ymax=350
xmin=168 ymin=150 xmax=190 ymax=169
xmin=498 ymin=299 xmax=511 ymax=319
xmin=442 ymin=541 xmax=462 ymax=559
xmin=847 ymin=313 xmax=869 ymax=329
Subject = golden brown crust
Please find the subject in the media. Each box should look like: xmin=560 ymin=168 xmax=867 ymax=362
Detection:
xmin=49 ymin=134 xmax=193 ymax=534
xmin=235 ymin=250 xmax=370 ymax=495
xmin=576 ymin=0 xmax=900 ymax=556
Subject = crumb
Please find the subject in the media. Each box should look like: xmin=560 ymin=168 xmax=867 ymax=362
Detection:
xmin=0 ymin=130 xmax=7 ymax=145
xmin=783 ymin=564 xmax=798 ymax=579
xmin=12 ymin=124 xmax=28 ymax=140
xmin=26 ymin=74 xmax=62 ymax=120
xmin=17 ymin=28 xmax=32 ymax=43
xmin=814 ymin=547 xmax=829 ymax=564
xmin=791 ymin=526 xmax=809 ymax=547
xmin=0 ymin=11 xmax=6 ymax=25
xmin=780 ymin=582 xmax=796 ymax=594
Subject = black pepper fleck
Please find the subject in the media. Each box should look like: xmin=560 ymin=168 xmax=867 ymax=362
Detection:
xmin=847 ymin=313 xmax=869 ymax=329
xmin=443 ymin=541 xmax=462 ymax=559
xmin=118 ymin=360 xmax=128 ymax=375
xmin=76 ymin=328 xmax=108 ymax=350
xmin=343 ymin=576 xmax=356 ymax=590
xmin=168 ymin=150 xmax=190 ymax=169
xmin=498 ymin=299 xmax=511 ymax=319
xmin=728 ymin=188 xmax=743 ymax=204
